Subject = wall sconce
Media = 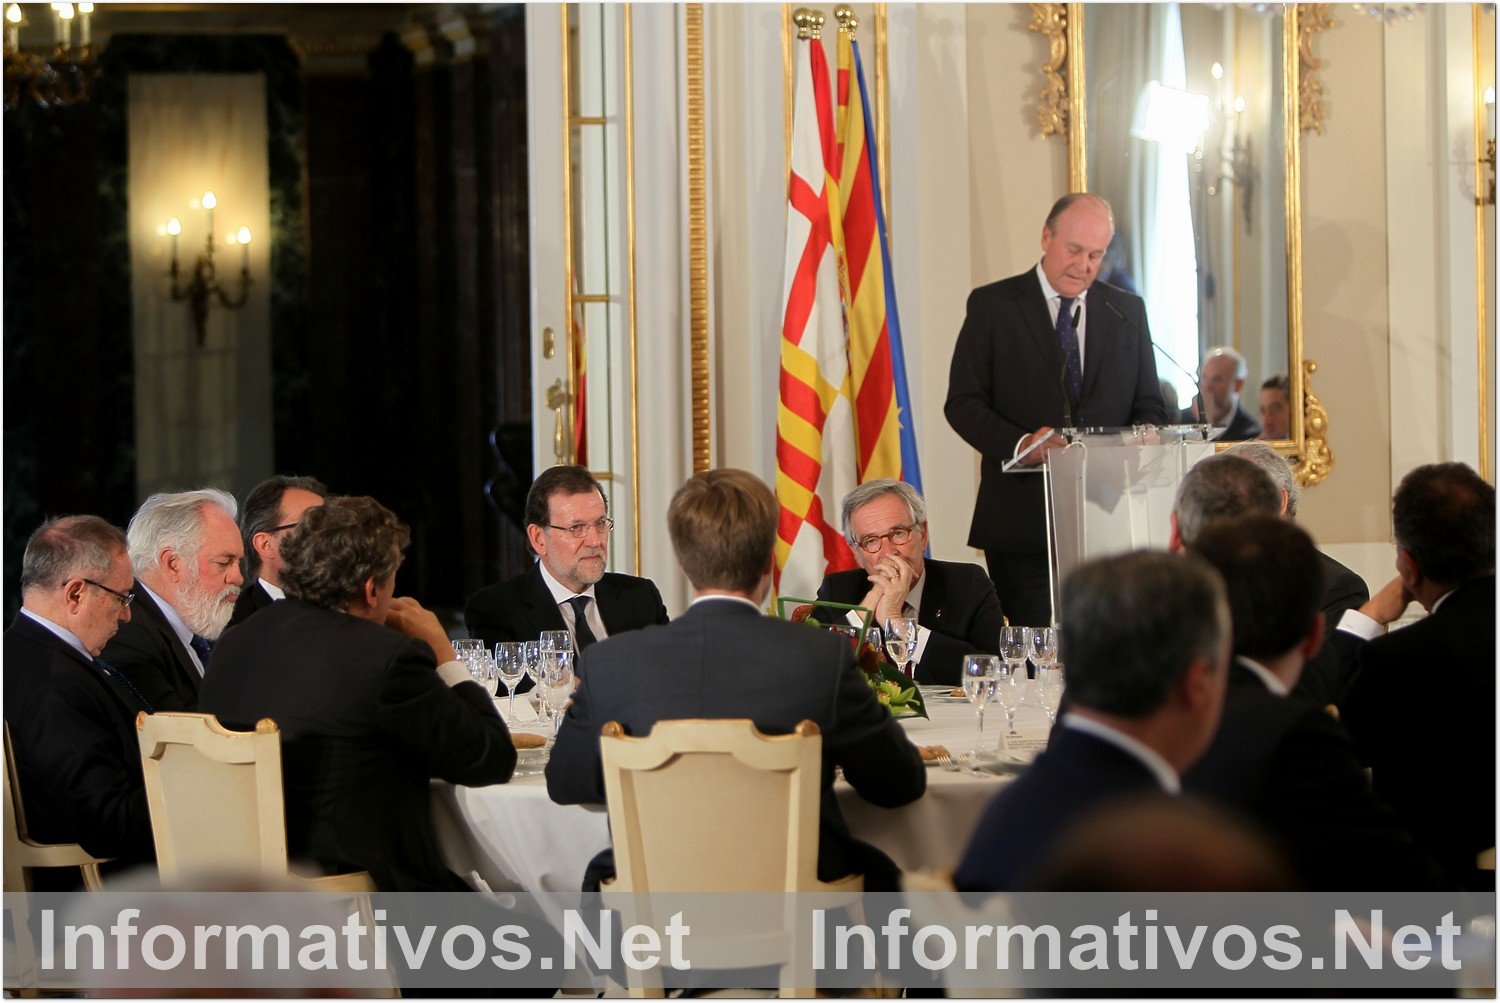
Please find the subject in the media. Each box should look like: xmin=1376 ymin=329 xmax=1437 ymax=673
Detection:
xmin=1479 ymin=87 xmax=1495 ymax=208
xmin=161 ymin=190 xmax=253 ymax=346
xmin=3 ymin=2 xmax=97 ymax=109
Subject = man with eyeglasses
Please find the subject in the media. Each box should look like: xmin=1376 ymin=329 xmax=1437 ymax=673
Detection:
xmin=810 ymin=479 xmax=1003 ymax=685
xmin=101 ymin=488 xmax=244 ymax=711
xmin=465 ymin=465 xmax=668 ymax=675
xmin=227 ymin=474 xmax=328 ymax=629
xmin=5 ymin=515 xmax=156 ymax=880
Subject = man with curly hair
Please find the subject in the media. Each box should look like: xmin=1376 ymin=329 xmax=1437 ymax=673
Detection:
xmin=201 ymin=495 xmax=517 ymax=892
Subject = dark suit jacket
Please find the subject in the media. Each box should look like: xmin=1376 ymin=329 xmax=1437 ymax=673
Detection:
xmin=3 ymin=614 xmax=155 ymax=864
xmin=1179 ymin=399 xmax=1262 ymax=441
xmin=99 ymin=583 xmax=202 ymax=712
xmin=953 ymin=725 xmax=1165 ymax=891
xmin=1340 ymin=576 xmax=1495 ymax=888
xmin=945 ymin=271 xmax=1168 ymax=554
xmin=1293 ymin=552 xmax=1371 ymax=707
xmin=1184 ymin=661 xmax=1443 ymax=890
xmin=226 ymin=579 xmax=275 ymax=629
xmin=200 ymin=599 xmax=517 ymax=892
xmin=545 ymin=598 xmax=926 ymax=891
xmin=811 ymin=559 xmax=1004 ymax=685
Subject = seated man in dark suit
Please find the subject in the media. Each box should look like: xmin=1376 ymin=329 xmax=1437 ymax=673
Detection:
xmin=201 ymin=496 xmax=517 ymax=892
xmin=546 ymin=468 xmax=925 ymax=892
xmin=465 ymin=465 xmax=668 ymax=676
xmin=1340 ymin=462 xmax=1495 ymax=888
xmin=812 ymin=478 xmax=1003 ymax=685
xmin=1179 ymin=346 xmax=1262 ymax=441
xmin=1183 ymin=514 xmax=1444 ymax=890
xmin=227 ymin=474 xmax=327 ymax=628
xmin=953 ymin=551 xmax=1230 ymax=892
xmin=4 ymin=516 xmax=156 ymax=874
xmin=1213 ymin=442 xmax=1373 ymax=706
xmin=101 ymin=488 xmax=245 ymax=711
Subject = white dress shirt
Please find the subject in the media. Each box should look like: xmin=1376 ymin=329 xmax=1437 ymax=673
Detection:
xmin=139 ymin=580 xmax=206 ymax=677
xmin=537 ymin=559 xmax=609 ymax=650
xmin=19 ymin=607 xmax=94 ymax=664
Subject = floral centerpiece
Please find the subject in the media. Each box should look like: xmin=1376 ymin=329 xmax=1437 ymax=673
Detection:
xmin=774 ymin=597 xmax=928 ymax=719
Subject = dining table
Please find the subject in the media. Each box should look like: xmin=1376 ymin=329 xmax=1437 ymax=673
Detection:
xmin=432 ymin=684 xmax=1053 ymax=896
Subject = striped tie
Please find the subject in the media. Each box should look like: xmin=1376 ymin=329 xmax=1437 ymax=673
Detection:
xmin=94 ymin=656 xmax=154 ymax=713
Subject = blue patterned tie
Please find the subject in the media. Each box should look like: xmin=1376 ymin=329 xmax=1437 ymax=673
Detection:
xmin=94 ymin=656 xmax=154 ymax=713
xmin=189 ymin=634 xmax=213 ymax=669
xmin=1056 ymin=295 xmax=1083 ymax=404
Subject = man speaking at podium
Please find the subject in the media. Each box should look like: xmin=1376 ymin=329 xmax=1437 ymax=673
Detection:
xmin=945 ymin=193 xmax=1168 ymax=627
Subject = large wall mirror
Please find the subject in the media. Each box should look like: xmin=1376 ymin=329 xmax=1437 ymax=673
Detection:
xmin=1066 ymin=3 xmax=1319 ymax=474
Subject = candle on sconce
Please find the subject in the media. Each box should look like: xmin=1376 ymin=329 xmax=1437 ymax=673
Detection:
xmin=56 ymin=2 xmax=72 ymax=50
xmin=166 ymin=216 xmax=182 ymax=265
xmin=201 ymin=190 xmax=217 ymax=251
xmin=76 ymin=1 xmax=89 ymax=46
xmin=236 ymin=225 xmax=252 ymax=271
xmin=5 ymin=5 xmax=22 ymax=54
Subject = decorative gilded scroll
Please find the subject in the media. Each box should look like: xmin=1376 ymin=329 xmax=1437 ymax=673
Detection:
xmin=1297 ymin=4 xmax=1335 ymax=136
xmin=1293 ymin=361 xmax=1333 ymax=487
xmin=1028 ymin=3 xmax=1068 ymax=139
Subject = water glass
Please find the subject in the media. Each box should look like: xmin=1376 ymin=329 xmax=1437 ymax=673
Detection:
xmin=494 ymin=642 xmax=527 ymax=725
xmin=1037 ymin=662 xmax=1065 ymax=724
xmin=991 ymin=658 xmax=1025 ymax=738
xmin=453 ymin=637 xmax=485 ymax=669
xmin=961 ymin=655 xmax=1000 ymax=756
xmin=539 ymin=630 xmax=572 ymax=654
xmin=470 ymin=649 xmax=499 ymax=696
xmin=540 ymin=648 xmax=576 ymax=745
xmin=999 ymin=625 xmax=1031 ymax=678
xmin=884 ymin=617 xmax=919 ymax=678
xmin=1027 ymin=626 xmax=1058 ymax=672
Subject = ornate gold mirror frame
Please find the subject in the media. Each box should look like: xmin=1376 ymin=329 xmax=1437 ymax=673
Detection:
xmin=1031 ymin=2 xmax=1332 ymax=486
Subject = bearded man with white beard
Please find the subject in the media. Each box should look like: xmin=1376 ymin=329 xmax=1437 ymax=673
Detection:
xmin=101 ymin=488 xmax=244 ymax=711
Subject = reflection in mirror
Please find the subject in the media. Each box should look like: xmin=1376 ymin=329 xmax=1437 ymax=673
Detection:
xmin=1084 ymin=3 xmax=1289 ymax=434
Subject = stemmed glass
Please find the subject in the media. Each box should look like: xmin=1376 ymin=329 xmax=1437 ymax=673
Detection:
xmin=961 ymin=655 xmax=1000 ymax=756
xmin=1037 ymin=660 xmax=1066 ymax=725
xmin=470 ymin=648 xmax=499 ymax=695
xmin=539 ymin=648 xmax=575 ymax=746
xmin=540 ymin=630 xmax=572 ymax=655
xmin=999 ymin=625 xmax=1031 ymax=679
xmin=453 ymin=637 xmax=485 ymax=671
xmin=991 ymin=657 xmax=1025 ymax=740
xmin=884 ymin=617 xmax=919 ymax=679
xmin=521 ymin=640 xmax=543 ymax=714
xmin=1027 ymin=627 xmax=1058 ymax=673
xmin=494 ymin=642 xmax=526 ymax=725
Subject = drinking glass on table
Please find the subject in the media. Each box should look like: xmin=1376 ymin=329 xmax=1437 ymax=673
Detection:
xmin=539 ymin=648 xmax=575 ymax=746
xmin=961 ymin=655 xmax=1000 ymax=756
xmin=470 ymin=649 xmax=500 ymax=696
xmin=884 ymin=617 xmax=919 ymax=679
xmin=494 ymin=642 xmax=526 ymax=725
xmin=453 ymin=637 xmax=485 ymax=670
xmin=991 ymin=657 xmax=1025 ymax=738
xmin=539 ymin=630 xmax=572 ymax=654
xmin=1037 ymin=660 xmax=1065 ymax=725
xmin=1027 ymin=626 xmax=1058 ymax=673
xmin=999 ymin=625 xmax=1031 ymax=678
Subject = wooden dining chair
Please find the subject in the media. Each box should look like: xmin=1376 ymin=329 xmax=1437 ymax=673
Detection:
xmin=3 ymin=721 xmax=112 ymax=992
xmin=134 ymin=712 xmax=374 ymax=893
xmin=599 ymin=718 xmax=862 ymax=998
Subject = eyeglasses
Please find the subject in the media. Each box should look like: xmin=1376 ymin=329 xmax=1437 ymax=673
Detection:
xmin=854 ymin=524 xmax=918 ymax=554
xmin=83 ymin=578 xmax=135 ymax=608
xmin=269 ymin=522 xmax=300 ymax=533
xmin=545 ymin=517 xmax=615 ymax=539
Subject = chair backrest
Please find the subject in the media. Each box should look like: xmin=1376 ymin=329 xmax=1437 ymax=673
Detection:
xmin=135 ymin=712 xmax=287 ymax=883
xmin=600 ymin=718 xmax=822 ymax=894
xmin=3 ymin=722 xmax=34 ymax=893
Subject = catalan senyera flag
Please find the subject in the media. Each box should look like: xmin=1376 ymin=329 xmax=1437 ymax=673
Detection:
xmin=774 ymin=34 xmax=859 ymax=599
xmin=836 ymin=28 xmax=923 ymax=493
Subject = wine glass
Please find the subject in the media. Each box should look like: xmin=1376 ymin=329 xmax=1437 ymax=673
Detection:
xmin=453 ymin=637 xmax=485 ymax=671
xmin=539 ymin=629 xmax=572 ymax=654
xmin=884 ymin=617 xmax=919 ymax=679
xmin=961 ymin=655 xmax=1000 ymax=756
xmin=521 ymin=640 xmax=543 ymax=714
xmin=1027 ymin=626 xmax=1058 ymax=674
xmin=540 ymin=648 xmax=575 ymax=746
xmin=494 ymin=642 xmax=526 ymax=725
xmin=999 ymin=625 xmax=1031 ymax=678
xmin=991 ymin=657 xmax=1025 ymax=739
xmin=1037 ymin=661 xmax=1065 ymax=725
xmin=470 ymin=649 xmax=499 ymax=695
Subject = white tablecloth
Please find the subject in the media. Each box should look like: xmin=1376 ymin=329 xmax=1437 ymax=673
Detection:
xmin=432 ymin=691 xmax=1050 ymax=893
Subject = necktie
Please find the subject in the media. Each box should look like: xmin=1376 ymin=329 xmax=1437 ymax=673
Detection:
xmin=1056 ymin=295 xmax=1083 ymax=404
xmin=95 ymin=656 xmax=154 ymax=713
xmin=189 ymin=634 xmax=213 ymax=669
xmin=565 ymin=596 xmax=599 ymax=652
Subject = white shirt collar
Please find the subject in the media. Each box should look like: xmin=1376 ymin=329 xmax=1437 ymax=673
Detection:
xmin=537 ymin=558 xmax=597 ymax=606
xmin=1431 ymin=586 xmax=1456 ymax=613
xmin=139 ymin=580 xmax=196 ymax=650
xmin=689 ymin=594 xmax=764 ymax=614
xmin=1035 ymin=261 xmax=1090 ymax=307
xmin=258 ymin=578 xmax=285 ymax=602
xmin=19 ymin=607 xmax=94 ymax=663
xmin=1062 ymin=713 xmax=1181 ymax=794
xmin=1236 ymin=655 xmax=1289 ymax=697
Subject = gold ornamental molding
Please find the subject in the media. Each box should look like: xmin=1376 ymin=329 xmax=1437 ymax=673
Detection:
xmin=1297 ymin=4 xmax=1335 ymax=135
xmin=1028 ymin=3 xmax=1067 ymax=138
xmin=1293 ymin=360 xmax=1334 ymax=487
xmin=686 ymin=2 xmax=711 ymax=474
